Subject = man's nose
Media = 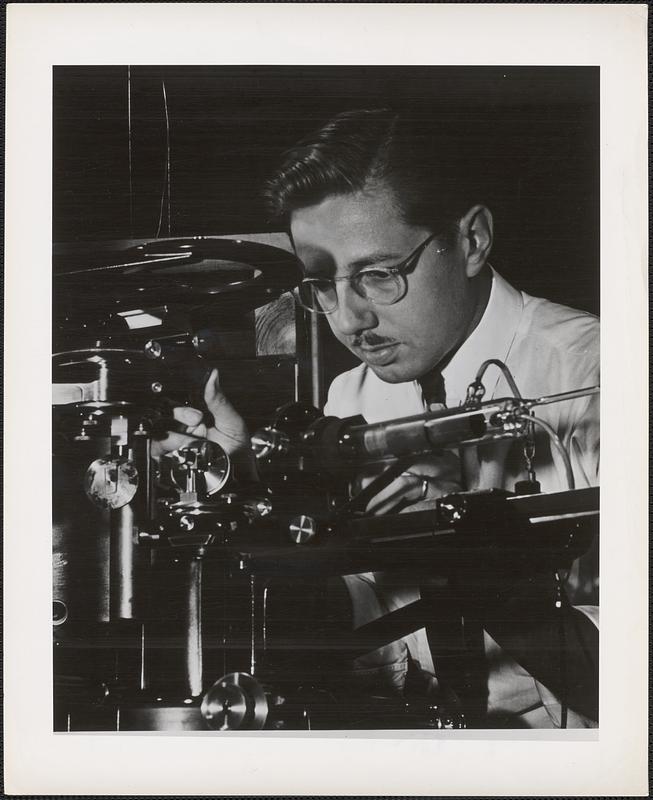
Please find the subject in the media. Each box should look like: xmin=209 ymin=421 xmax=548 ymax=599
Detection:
xmin=330 ymin=283 xmax=377 ymax=335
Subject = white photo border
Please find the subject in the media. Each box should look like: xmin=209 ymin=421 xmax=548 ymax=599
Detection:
xmin=4 ymin=3 xmax=648 ymax=796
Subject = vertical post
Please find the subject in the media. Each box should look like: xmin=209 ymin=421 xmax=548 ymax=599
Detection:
xmin=184 ymin=551 xmax=203 ymax=697
xmin=139 ymin=623 xmax=147 ymax=691
xmin=249 ymin=575 xmax=257 ymax=677
xmin=310 ymin=313 xmax=323 ymax=409
xmin=109 ymin=504 xmax=136 ymax=620
xmin=131 ymin=428 xmax=154 ymax=523
xmin=294 ymin=305 xmax=313 ymax=404
xmin=247 ymin=576 xmax=269 ymax=679
xmin=109 ymin=414 xmax=138 ymax=621
xmin=131 ymin=429 xmax=153 ymax=690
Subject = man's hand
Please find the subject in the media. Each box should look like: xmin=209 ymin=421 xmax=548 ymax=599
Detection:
xmin=354 ymin=449 xmax=463 ymax=516
xmin=150 ymin=368 xmax=257 ymax=481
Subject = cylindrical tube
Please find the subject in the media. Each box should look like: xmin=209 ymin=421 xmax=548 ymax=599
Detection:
xmin=346 ymin=407 xmax=492 ymax=460
xmin=139 ymin=622 xmax=147 ymax=691
xmin=109 ymin=504 xmax=136 ymax=620
xmin=53 ymin=434 xmax=111 ymax=624
xmin=309 ymin=313 xmax=323 ymax=409
xmin=131 ymin=432 xmax=154 ymax=523
xmin=185 ymin=555 xmax=203 ymax=697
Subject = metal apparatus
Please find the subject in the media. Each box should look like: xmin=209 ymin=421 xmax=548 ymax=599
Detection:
xmin=53 ymin=240 xmax=599 ymax=730
xmin=53 ymin=238 xmax=299 ymax=730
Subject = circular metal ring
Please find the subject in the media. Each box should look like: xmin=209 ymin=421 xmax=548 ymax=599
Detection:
xmin=201 ymin=672 xmax=268 ymax=731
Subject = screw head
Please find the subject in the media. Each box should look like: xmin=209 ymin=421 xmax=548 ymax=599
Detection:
xmin=144 ymin=341 xmax=162 ymax=359
xmin=151 ymin=381 xmax=164 ymax=394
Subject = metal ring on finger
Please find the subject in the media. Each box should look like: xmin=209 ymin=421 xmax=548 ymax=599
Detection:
xmin=401 ymin=471 xmax=429 ymax=502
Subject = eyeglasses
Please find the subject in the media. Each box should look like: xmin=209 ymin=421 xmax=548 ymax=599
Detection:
xmin=297 ymin=233 xmax=447 ymax=315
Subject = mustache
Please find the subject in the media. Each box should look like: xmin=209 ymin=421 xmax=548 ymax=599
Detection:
xmin=352 ymin=333 xmax=398 ymax=348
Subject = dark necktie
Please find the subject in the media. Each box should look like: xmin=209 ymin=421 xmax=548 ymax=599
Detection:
xmin=419 ymin=371 xmax=482 ymax=490
xmin=419 ymin=369 xmax=446 ymax=410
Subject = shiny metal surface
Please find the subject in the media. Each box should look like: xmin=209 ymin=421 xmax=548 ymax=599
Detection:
xmin=185 ymin=556 xmax=203 ymax=697
xmin=84 ymin=457 xmax=139 ymax=510
xmin=288 ymin=514 xmax=318 ymax=544
xmin=109 ymin=504 xmax=137 ymax=620
xmin=251 ymin=427 xmax=291 ymax=460
xmin=53 ymin=435 xmax=111 ymax=624
xmin=201 ymin=673 xmax=268 ymax=731
xmin=167 ymin=440 xmax=230 ymax=497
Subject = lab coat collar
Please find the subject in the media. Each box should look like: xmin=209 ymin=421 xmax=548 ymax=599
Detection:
xmin=439 ymin=269 xmax=524 ymax=407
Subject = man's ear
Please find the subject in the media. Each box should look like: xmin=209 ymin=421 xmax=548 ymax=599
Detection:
xmin=458 ymin=205 xmax=493 ymax=278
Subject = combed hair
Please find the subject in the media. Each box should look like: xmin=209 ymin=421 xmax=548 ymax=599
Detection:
xmin=263 ymin=108 xmax=481 ymax=236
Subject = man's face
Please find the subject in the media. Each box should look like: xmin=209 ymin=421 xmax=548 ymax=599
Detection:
xmin=290 ymin=185 xmax=482 ymax=383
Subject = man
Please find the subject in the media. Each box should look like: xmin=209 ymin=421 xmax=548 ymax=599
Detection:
xmin=157 ymin=109 xmax=599 ymax=727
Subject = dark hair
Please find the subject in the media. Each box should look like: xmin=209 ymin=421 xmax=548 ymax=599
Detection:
xmin=263 ymin=108 xmax=482 ymax=236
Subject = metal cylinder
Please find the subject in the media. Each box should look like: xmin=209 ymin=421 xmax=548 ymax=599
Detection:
xmin=184 ymin=555 xmax=203 ymax=697
xmin=309 ymin=313 xmax=323 ymax=409
xmin=109 ymin=504 xmax=137 ymax=620
xmin=347 ymin=407 xmax=491 ymax=460
xmin=53 ymin=434 xmax=111 ymax=624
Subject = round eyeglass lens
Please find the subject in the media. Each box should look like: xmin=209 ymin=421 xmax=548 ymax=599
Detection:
xmin=357 ymin=271 xmax=404 ymax=305
xmin=299 ymin=280 xmax=337 ymax=313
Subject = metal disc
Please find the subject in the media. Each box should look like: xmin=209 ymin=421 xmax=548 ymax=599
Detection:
xmin=288 ymin=514 xmax=318 ymax=544
xmin=168 ymin=440 xmax=230 ymax=497
xmin=84 ymin=457 xmax=139 ymax=510
xmin=201 ymin=673 xmax=268 ymax=731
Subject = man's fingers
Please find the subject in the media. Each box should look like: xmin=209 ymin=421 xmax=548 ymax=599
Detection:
xmin=172 ymin=406 xmax=204 ymax=427
xmin=365 ymin=475 xmax=424 ymax=515
xmin=150 ymin=431 xmax=203 ymax=460
xmin=202 ymin=367 xmax=251 ymax=455
xmin=204 ymin=368 xmax=232 ymax=410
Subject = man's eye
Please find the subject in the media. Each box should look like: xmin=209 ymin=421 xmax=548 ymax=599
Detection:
xmin=358 ymin=269 xmax=394 ymax=284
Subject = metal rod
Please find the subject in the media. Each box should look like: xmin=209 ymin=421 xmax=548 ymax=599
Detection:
xmin=310 ymin=313 xmax=323 ymax=409
xmin=185 ymin=554 xmax=203 ymax=697
xmin=530 ymin=386 xmax=600 ymax=407
xmin=262 ymin=584 xmax=269 ymax=654
xmin=131 ymin=431 xmax=154 ymax=523
xmin=139 ymin=623 xmax=147 ymax=691
xmin=249 ymin=575 xmax=257 ymax=676
xmin=109 ymin=504 xmax=136 ymax=620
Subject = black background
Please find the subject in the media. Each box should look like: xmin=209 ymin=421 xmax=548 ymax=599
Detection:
xmin=53 ymin=65 xmax=599 ymax=315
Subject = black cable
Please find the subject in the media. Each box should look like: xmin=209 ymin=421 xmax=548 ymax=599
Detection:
xmin=473 ymin=357 xmax=523 ymax=399
xmin=155 ymin=78 xmax=171 ymax=238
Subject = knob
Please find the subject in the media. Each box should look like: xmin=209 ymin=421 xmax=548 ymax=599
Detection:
xmin=288 ymin=514 xmax=318 ymax=544
xmin=251 ymin=427 xmax=291 ymax=460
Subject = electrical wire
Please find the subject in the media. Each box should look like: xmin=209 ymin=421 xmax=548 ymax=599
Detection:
xmin=470 ymin=359 xmax=538 ymax=483
xmin=517 ymin=414 xmax=575 ymax=490
xmin=165 ymin=81 xmax=171 ymax=236
xmin=474 ymin=358 xmax=523 ymax=399
xmin=155 ymin=79 xmax=171 ymax=238
xmin=127 ymin=65 xmax=134 ymax=236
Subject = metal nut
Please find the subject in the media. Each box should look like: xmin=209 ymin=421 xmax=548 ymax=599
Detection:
xmin=179 ymin=516 xmax=195 ymax=532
